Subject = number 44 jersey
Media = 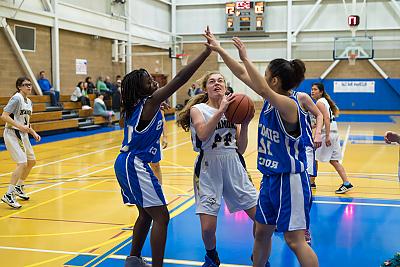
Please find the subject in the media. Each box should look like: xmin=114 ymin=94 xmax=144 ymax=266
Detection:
xmin=190 ymin=103 xmax=237 ymax=152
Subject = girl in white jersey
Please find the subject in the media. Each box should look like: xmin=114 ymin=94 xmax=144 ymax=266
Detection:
xmin=177 ymin=71 xmax=258 ymax=267
xmin=311 ymin=82 xmax=353 ymax=194
xmin=1 ymin=77 xmax=41 ymax=208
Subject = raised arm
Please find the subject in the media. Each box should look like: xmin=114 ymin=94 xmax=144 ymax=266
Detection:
xmin=232 ymin=37 xmax=298 ymax=123
xmin=236 ymin=105 xmax=254 ymax=154
xmin=146 ymin=47 xmax=211 ymax=112
xmin=298 ymin=92 xmax=323 ymax=148
xmin=190 ymin=95 xmax=234 ymax=141
xmin=203 ymin=29 xmax=254 ymax=89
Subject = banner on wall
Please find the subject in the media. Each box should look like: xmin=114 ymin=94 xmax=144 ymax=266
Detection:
xmin=76 ymin=59 xmax=88 ymax=75
xmin=333 ymin=81 xmax=375 ymax=93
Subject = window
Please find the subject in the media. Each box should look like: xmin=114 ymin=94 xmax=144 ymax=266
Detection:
xmin=14 ymin=25 xmax=36 ymax=52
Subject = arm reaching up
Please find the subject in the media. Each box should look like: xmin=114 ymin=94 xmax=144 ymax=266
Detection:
xmin=232 ymin=37 xmax=298 ymax=124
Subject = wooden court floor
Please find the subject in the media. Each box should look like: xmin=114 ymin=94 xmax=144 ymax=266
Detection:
xmin=0 ymin=114 xmax=399 ymax=266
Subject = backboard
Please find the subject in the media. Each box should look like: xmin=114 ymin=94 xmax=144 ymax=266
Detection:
xmin=333 ymin=36 xmax=374 ymax=60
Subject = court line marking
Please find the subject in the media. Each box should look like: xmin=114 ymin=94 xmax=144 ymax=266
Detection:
xmin=314 ymin=200 xmax=400 ymax=208
xmin=24 ymin=197 xmax=196 ymax=267
xmin=24 ymin=139 xmax=190 ymax=196
xmin=0 ymin=137 xmax=190 ymax=178
xmin=340 ymin=125 xmax=351 ymax=164
xmin=0 ymin=246 xmax=251 ymax=267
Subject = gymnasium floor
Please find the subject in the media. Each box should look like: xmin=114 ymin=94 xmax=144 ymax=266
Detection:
xmin=0 ymin=113 xmax=399 ymax=267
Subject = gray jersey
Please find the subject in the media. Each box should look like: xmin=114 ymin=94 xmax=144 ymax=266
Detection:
xmin=4 ymin=92 xmax=33 ymax=130
xmin=190 ymin=103 xmax=238 ymax=152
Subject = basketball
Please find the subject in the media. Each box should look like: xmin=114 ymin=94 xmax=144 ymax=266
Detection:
xmin=224 ymin=93 xmax=254 ymax=124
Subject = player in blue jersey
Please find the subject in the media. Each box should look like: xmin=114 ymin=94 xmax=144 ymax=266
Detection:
xmin=176 ymin=71 xmax=258 ymax=267
xmin=204 ymin=29 xmax=318 ymax=267
xmin=114 ymin=44 xmax=211 ymax=267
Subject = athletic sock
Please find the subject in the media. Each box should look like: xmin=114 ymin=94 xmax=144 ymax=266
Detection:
xmin=343 ymin=181 xmax=350 ymax=186
xmin=7 ymin=184 xmax=15 ymax=194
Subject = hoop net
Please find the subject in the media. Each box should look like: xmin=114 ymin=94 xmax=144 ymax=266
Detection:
xmin=177 ymin=54 xmax=189 ymax=66
xmin=348 ymin=52 xmax=357 ymax=65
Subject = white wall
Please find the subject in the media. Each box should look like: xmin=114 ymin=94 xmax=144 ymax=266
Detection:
xmin=176 ymin=0 xmax=400 ymax=62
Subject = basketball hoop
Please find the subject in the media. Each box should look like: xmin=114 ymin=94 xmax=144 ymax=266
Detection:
xmin=176 ymin=54 xmax=189 ymax=66
xmin=348 ymin=52 xmax=357 ymax=65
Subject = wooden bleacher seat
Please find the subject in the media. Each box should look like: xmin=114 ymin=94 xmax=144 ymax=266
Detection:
xmin=93 ymin=115 xmax=118 ymax=125
xmin=78 ymin=109 xmax=94 ymax=118
xmin=0 ymin=111 xmax=62 ymax=126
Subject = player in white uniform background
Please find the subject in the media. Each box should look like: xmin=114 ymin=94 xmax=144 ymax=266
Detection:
xmin=311 ymin=82 xmax=354 ymax=193
xmin=1 ymin=77 xmax=41 ymax=208
xmin=177 ymin=71 xmax=258 ymax=267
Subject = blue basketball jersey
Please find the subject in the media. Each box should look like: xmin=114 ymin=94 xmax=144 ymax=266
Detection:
xmin=120 ymin=98 xmax=163 ymax=163
xmin=290 ymin=91 xmax=314 ymax=148
xmin=257 ymin=99 xmax=307 ymax=175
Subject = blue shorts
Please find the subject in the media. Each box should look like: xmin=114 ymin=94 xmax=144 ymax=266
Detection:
xmin=255 ymin=172 xmax=312 ymax=232
xmin=114 ymin=152 xmax=166 ymax=207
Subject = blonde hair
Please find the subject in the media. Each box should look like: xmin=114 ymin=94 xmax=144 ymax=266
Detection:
xmin=176 ymin=71 xmax=225 ymax=132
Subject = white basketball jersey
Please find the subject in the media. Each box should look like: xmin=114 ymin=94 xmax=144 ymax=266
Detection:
xmin=190 ymin=103 xmax=238 ymax=152
xmin=6 ymin=93 xmax=33 ymax=130
xmin=317 ymin=97 xmax=338 ymax=132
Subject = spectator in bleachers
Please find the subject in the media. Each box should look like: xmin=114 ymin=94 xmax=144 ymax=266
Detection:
xmin=227 ymin=81 xmax=234 ymax=94
xmin=96 ymin=76 xmax=111 ymax=95
xmin=85 ymin=76 xmax=96 ymax=94
xmin=37 ymin=71 xmax=61 ymax=107
xmin=93 ymin=94 xmax=114 ymax=125
xmin=112 ymin=78 xmax=122 ymax=112
xmin=71 ymin=81 xmax=91 ymax=108
xmin=105 ymin=76 xmax=116 ymax=93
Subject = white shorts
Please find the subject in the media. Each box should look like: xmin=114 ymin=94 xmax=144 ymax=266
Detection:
xmin=315 ymin=132 xmax=342 ymax=162
xmin=305 ymin=146 xmax=317 ymax=177
xmin=193 ymin=150 xmax=258 ymax=216
xmin=3 ymin=128 xmax=35 ymax=163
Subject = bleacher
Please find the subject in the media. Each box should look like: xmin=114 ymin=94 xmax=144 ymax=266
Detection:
xmin=0 ymin=94 xmax=119 ymax=138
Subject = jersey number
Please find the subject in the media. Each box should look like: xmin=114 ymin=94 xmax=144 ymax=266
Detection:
xmin=258 ymin=138 xmax=273 ymax=156
xmin=212 ymin=133 xmax=232 ymax=149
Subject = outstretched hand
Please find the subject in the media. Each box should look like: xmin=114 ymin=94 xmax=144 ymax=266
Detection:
xmin=219 ymin=94 xmax=235 ymax=113
xmin=232 ymin=37 xmax=248 ymax=61
xmin=203 ymin=26 xmax=221 ymax=52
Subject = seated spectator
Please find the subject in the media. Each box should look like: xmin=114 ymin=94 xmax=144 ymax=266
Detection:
xmin=37 ymin=70 xmax=61 ymax=107
xmin=85 ymin=76 xmax=96 ymax=94
xmin=71 ymin=81 xmax=91 ymax=108
xmin=93 ymin=94 xmax=114 ymax=125
xmin=105 ymin=76 xmax=116 ymax=94
xmin=185 ymin=83 xmax=203 ymax=105
xmin=96 ymin=76 xmax=111 ymax=95
xmin=112 ymin=78 xmax=121 ymax=112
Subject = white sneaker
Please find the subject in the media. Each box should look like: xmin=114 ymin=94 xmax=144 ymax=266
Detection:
xmin=1 ymin=193 xmax=22 ymax=208
xmin=14 ymin=185 xmax=30 ymax=200
xmin=125 ymin=256 xmax=151 ymax=267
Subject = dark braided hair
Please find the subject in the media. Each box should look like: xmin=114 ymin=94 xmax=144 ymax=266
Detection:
xmin=268 ymin=58 xmax=306 ymax=91
xmin=120 ymin=69 xmax=152 ymax=124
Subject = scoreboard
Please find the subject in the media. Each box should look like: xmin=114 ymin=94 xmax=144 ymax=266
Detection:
xmin=225 ymin=1 xmax=266 ymax=33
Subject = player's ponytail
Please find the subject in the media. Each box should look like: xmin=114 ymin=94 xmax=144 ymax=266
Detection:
xmin=290 ymin=59 xmax=306 ymax=89
xmin=268 ymin=59 xmax=306 ymax=91
xmin=177 ymin=93 xmax=208 ymax=132
xmin=312 ymin=82 xmax=339 ymax=117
